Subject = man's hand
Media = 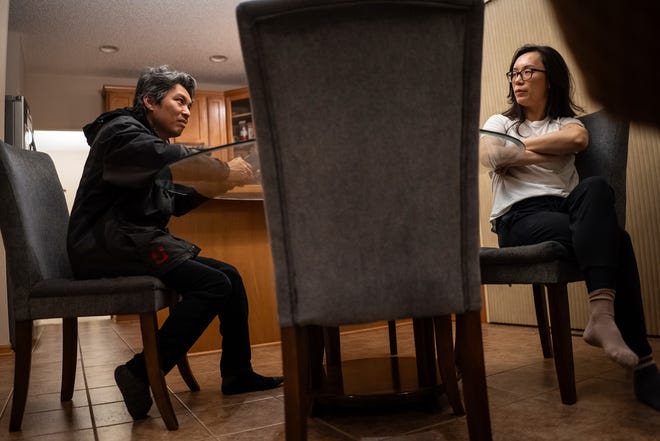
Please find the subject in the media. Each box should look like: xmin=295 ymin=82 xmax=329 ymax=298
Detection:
xmin=227 ymin=156 xmax=255 ymax=186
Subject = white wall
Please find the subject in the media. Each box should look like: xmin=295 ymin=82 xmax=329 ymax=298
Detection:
xmin=34 ymin=131 xmax=88 ymax=211
xmin=5 ymin=31 xmax=24 ymax=96
xmin=1 ymin=0 xmax=10 ymax=349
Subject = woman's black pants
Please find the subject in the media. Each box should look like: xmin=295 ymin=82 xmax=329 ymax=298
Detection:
xmin=496 ymin=176 xmax=652 ymax=357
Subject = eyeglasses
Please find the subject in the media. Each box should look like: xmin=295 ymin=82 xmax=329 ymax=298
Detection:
xmin=505 ymin=68 xmax=546 ymax=83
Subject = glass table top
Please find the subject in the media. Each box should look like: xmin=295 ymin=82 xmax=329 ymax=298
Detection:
xmin=479 ymin=129 xmax=525 ymax=151
xmin=479 ymin=129 xmax=526 ymax=172
xmin=158 ymin=139 xmax=263 ymax=201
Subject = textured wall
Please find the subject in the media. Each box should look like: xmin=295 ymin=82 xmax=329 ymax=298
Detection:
xmin=480 ymin=0 xmax=660 ymax=335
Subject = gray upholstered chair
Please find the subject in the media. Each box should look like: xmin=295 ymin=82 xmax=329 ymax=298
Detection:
xmin=0 ymin=143 xmax=199 ymax=431
xmin=237 ymin=0 xmax=491 ymax=440
xmin=480 ymin=110 xmax=630 ymax=405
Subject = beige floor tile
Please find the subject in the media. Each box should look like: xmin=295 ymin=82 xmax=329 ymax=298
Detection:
xmin=484 ymin=385 xmax=527 ymax=409
xmin=78 ymin=348 xmax=135 ymax=368
xmin=489 ymin=397 xmax=611 ymax=441
xmin=1 ymin=318 xmax=659 ymax=441
xmin=197 ymin=396 xmax=285 ymax=436
xmin=23 ymin=389 xmax=89 ymax=413
xmin=317 ymin=406 xmax=459 ymax=439
xmin=483 ymin=364 xmax=560 ymax=398
xmin=81 ymin=363 xmax=121 ymax=389
xmin=87 ymin=385 xmax=124 ymax=406
xmin=2 ymin=406 xmax=93 ymax=439
xmin=91 ymin=401 xmax=138 ymax=427
xmin=215 ymin=419 xmax=353 ymax=440
xmin=95 ymin=413 xmax=213 ymax=440
xmin=175 ymin=386 xmax=274 ymax=411
xmin=5 ymin=428 xmax=97 ymax=441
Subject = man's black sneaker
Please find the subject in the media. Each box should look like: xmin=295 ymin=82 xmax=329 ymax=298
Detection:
xmin=114 ymin=364 xmax=153 ymax=419
xmin=222 ymin=370 xmax=283 ymax=395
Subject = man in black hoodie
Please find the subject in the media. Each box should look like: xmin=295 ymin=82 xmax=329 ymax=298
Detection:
xmin=68 ymin=65 xmax=282 ymax=420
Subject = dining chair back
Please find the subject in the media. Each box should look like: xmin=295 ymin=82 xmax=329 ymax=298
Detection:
xmin=237 ymin=0 xmax=490 ymax=439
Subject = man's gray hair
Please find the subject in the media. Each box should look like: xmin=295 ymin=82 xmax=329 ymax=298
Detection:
xmin=132 ymin=65 xmax=196 ymax=116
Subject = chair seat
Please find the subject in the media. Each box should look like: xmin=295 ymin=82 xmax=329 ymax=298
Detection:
xmin=480 ymin=241 xmax=582 ymax=284
xmin=29 ymin=276 xmax=175 ymax=320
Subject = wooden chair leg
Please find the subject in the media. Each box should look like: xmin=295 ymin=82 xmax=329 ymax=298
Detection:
xmin=323 ymin=326 xmax=341 ymax=367
xmin=139 ymin=312 xmax=178 ymax=430
xmin=322 ymin=326 xmax=343 ymax=393
xmin=309 ymin=326 xmax=326 ymax=391
xmin=455 ymin=310 xmax=492 ymax=441
xmin=10 ymin=320 xmax=33 ymax=432
xmin=433 ymin=315 xmax=465 ymax=415
xmin=546 ymin=283 xmax=577 ymax=404
xmin=176 ymin=356 xmax=200 ymax=392
xmin=61 ymin=317 xmax=78 ymax=401
xmin=412 ymin=318 xmax=437 ymax=388
xmin=387 ymin=320 xmax=398 ymax=355
xmin=307 ymin=326 xmax=328 ymax=417
xmin=281 ymin=326 xmax=310 ymax=441
xmin=532 ymin=283 xmax=553 ymax=359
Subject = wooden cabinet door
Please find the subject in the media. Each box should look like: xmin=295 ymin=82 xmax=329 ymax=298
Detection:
xmin=172 ymin=94 xmax=208 ymax=146
xmin=206 ymin=92 xmax=227 ymax=147
xmin=103 ymin=85 xmax=134 ymax=111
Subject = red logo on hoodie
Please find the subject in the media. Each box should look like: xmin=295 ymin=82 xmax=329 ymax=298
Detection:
xmin=151 ymin=246 xmax=169 ymax=265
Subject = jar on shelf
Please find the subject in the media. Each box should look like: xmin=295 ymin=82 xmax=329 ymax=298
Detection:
xmin=238 ymin=120 xmax=248 ymax=141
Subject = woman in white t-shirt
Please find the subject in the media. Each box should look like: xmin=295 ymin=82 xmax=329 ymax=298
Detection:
xmin=481 ymin=44 xmax=659 ymax=411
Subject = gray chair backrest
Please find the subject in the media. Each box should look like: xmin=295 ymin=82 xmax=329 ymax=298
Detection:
xmin=576 ymin=110 xmax=630 ymax=227
xmin=238 ymin=0 xmax=484 ymax=327
xmin=0 ymin=143 xmax=72 ymax=322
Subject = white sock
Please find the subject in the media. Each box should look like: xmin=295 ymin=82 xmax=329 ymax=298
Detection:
xmin=583 ymin=288 xmax=639 ymax=368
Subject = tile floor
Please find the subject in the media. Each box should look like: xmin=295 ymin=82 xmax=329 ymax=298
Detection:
xmin=0 ymin=318 xmax=659 ymax=440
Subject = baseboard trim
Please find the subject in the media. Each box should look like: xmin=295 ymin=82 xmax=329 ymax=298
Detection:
xmin=0 ymin=344 xmax=13 ymax=355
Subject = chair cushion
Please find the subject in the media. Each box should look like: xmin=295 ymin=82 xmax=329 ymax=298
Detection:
xmin=29 ymin=276 xmax=175 ymax=319
xmin=480 ymin=241 xmax=582 ymax=285
xmin=480 ymin=241 xmax=571 ymax=264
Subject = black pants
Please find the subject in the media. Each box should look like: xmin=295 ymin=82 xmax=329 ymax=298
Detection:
xmin=127 ymin=256 xmax=252 ymax=381
xmin=496 ymin=176 xmax=652 ymax=357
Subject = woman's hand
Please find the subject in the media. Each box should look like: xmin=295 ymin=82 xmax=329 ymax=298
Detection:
xmin=479 ymin=135 xmax=527 ymax=170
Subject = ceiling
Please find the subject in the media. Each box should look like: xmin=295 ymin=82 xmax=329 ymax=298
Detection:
xmin=8 ymin=0 xmax=250 ymax=87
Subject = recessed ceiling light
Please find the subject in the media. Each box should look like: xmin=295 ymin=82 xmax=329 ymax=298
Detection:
xmin=99 ymin=45 xmax=119 ymax=54
xmin=209 ymin=55 xmax=228 ymax=63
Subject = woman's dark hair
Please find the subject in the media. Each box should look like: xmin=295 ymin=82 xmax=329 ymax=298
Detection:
xmin=503 ymin=45 xmax=583 ymax=128
xmin=132 ymin=65 xmax=196 ymax=117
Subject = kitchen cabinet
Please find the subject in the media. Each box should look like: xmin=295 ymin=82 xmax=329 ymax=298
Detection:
xmin=225 ymin=88 xmax=254 ymax=143
xmin=102 ymin=86 xmax=227 ymax=147
xmin=172 ymin=93 xmax=208 ymax=146
xmin=206 ymin=93 xmax=228 ymax=147
xmin=103 ymin=85 xmax=134 ymax=111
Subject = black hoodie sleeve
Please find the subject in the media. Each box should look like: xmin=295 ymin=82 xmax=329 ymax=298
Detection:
xmin=96 ymin=115 xmax=191 ymax=189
